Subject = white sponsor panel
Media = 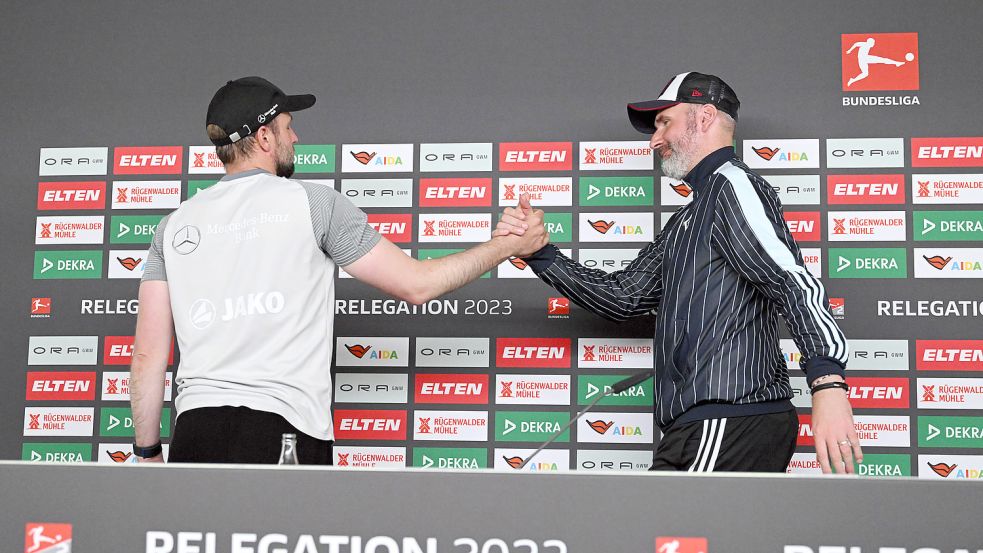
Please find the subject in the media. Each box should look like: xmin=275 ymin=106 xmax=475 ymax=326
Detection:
xmin=334 ymin=446 xmax=407 ymax=468
xmin=414 ymin=410 xmax=488 ymax=441
xmin=418 ymin=213 xmax=491 ymax=243
xmin=497 ymin=177 xmax=573 ymax=206
xmin=914 ymin=248 xmax=983 ymax=279
xmin=188 ymin=146 xmax=225 ymax=174
xmin=789 ymin=377 xmax=811 ymax=408
xmin=578 ymin=412 xmax=653 ymax=444
xmin=98 ymin=443 xmax=170 ymax=464
xmin=498 ymin=248 xmax=571 ymax=278
xmin=576 ymin=449 xmax=652 ymax=471
xmin=112 ymin=181 xmax=181 ymax=209
xmin=334 ymin=373 xmax=408 ymax=404
xmin=826 ymin=138 xmax=905 ymax=168
xmin=102 ymin=371 xmax=173 ymax=401
xmin=335 ymin=337 xmax=409 ymax=367
xmin=341 ymin=144 xmax=414 ymax=173
xmin=917 ymin=454 xmax=983 ymax=479
xmin=579 ymin=212 xmax=654 ymax=243
xmin=661 ymin=211 xmax=675 ymax=229
xmin=24 ymin=407 xmax=94 ymax=437
xmin=340 ymin=179 xmax=413 ymax=208
xmin=801 ymin=247 xmax=822 ymax=277
xmin=854 ymin=415 xmax=910 ymax=448
xmin=494 ymin=448 xmax=569 ymax=472
xmin=913 ymin=173 xmax=983 ymax=204
xmin=35 ymin=216 xmax=104 ymax=245
xmin=786 ymin=452 xmax=823 ymax=475
xmin=827 ymin=211 xmax=906 ymax=241
xmin=339 ymin=248 xmax=408 ymax=279
xmin=419 ymin=143 xmax=493 ymax=172
xmin=742 ymin=139 xmax=820 ymax=169
xmin=495 ymin=374 xmax=571 ymax=405
xmin=764 ymin=175 xmax=822 ymax=205
xmin=578 ymin=338 xmax=654 ymax=369
xmin=28 ymin=336 xmax=99 ymax=365
xmin=917 ymin=378 xmax=983 ymax=409
xmin=108 ymin=249 xmax=148 ymax=279
xmin=781 ymin=339 xmax=908 ymax=372
xmin=415 ymin=337 xmax=490 ymax=368
xmin=660 ymin=177 xmax=693 ymax=206
xmin=39 ymin=147 xmax=108 ymax=176
xmin=579 ymin=141 xmax=653 ymax=171
xmin=577 ymin=248 xmax=641 ymax=273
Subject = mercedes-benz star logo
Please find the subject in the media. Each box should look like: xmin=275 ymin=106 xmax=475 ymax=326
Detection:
xmin=172 ymin=225 xmax=201 ymax=255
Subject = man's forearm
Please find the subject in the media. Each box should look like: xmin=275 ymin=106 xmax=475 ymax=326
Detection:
xmin=130 ymin=352 xmax=167 ymax=446
xmin=420 ymin=236 xmax=515 ymax=300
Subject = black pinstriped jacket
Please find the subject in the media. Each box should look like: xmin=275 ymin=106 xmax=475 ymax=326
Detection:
xmin=526 ymin=147 xmax=848 ymax=429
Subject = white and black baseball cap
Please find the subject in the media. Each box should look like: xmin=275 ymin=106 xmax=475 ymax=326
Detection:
xmin=627 ymin=72 xmax=740 ymax=134
xmin=206 ymin=76 xmax=316 ymax=146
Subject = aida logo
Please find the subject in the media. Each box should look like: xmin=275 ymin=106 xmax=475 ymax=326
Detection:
xmin=743 ymin=140 xmax=819 ymax=169
xmin=351 ymin=151 xmax=376 ymax=165
xmin=752 ymin=146 xmax=780 ymax=161
xmin=25 ymin=522 xmax=72 ymax=553
xmin=342 ymin=144 xmax=414 ymax=172
xmin=503 ymin=455 xmax=524 ymax=469
xmin=671 ymin=182 xmax=692 ymax=197
xmin=841 ymin=33 xmax=919 ymax=91
xmin=117 ymin=256 xmax=142 ymax=270
xmin=589 ymin=219 xmax=614 ymax=234
xmin=655 ymin=537 xmax=707 ymax=553
xmin=345 ymin=344 xmax=372 ymax=358
xmin=928 ymin=461 xmax=957 ymax=477
xmin=337 ymin=337 xmax=409 ymax=367
xmin=923 ymin=254 xmax=952 ymax=270
xmin=587 ymin=419 xmax=614 ymax=434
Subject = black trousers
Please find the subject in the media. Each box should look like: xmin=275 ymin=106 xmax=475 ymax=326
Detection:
xmin=650 ymin=410 xmax=798 ymax=472
xmin=169 ymin=406 xmax=333 ymax=465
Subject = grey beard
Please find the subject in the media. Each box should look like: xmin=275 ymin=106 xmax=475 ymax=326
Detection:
xmin=660 ymin=151 xmax=692 ymax=180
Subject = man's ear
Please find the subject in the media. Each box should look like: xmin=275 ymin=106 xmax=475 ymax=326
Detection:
xmin=254 ymin=125 xmax=275 ymax=154
xmin=700 ymin=104 xmax=718 ymax=132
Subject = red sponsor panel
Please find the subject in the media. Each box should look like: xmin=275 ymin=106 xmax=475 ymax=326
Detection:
xmin=797 ymin=414 xmax=814 ymax=446
xmin=367 ymin=213 xmax=413 ymax=243
xmin=841 ymin=32 xmax=919 ymax=91
xmin=26 ymin=371 xmax=96 ymax=401
xmin=912 ymin=137 xmax=983 ymax=167
xmin=917 ymin=340 xmax=983 ymax=371
xmin=499 ymin=142 xmax=573 ymax=171
xmin=496 ymin=337 xmax=571 ymax=368
xmin=113 ymin=146 xmax=183 ymax=174
xmin=37 ymin=181 xmax=106 ymax=210
xmin=104 ymin=336 xmax=175 ymax=365
xmin=847 ymin=377 xmax=909 ymax=409
xmin=784 ymin=211 xmax=821 ymax=242
xmin=827 ymin=174 xmax=905 ymax=205
xmin=414 ymin=373 xmax=488 ymax=404
xmin=419 ymin=178 xmax=492 ymax=207
xmin=334 ymin=409 xmax=407 ymax=440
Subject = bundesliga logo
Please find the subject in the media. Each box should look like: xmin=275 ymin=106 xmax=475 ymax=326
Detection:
xmin=25 ymin=522 xmax=72 ymax=553
xmin=31 ymin=297 xmax=51 ymax=317
xmin=842 ymin=33 xmax=919 ymax=91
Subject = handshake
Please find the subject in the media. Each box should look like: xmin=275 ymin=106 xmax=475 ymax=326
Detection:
xmin=493 ymin=192 xmax=550 ymax=258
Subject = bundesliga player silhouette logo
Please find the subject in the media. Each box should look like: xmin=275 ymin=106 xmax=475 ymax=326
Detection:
xmin=841 ymin=33 xmax=919 ymax=91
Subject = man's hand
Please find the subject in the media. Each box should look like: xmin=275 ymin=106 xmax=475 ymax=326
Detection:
xmin=493 ymin=193 xmax=549 ymax=257
xmin=811 ymin=379 xmax=863 ymax=474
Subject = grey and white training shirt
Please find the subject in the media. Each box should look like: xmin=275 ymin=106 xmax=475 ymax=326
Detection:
xmin=143 ymin=168 xmax=380 ymax=440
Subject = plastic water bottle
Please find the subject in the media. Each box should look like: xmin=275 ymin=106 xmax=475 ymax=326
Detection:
xmin=278 ymin=433 xmax=299 ymax=465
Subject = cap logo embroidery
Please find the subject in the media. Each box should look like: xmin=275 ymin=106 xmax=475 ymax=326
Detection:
xmin=690 ymin=89 xmax=703 ymax=97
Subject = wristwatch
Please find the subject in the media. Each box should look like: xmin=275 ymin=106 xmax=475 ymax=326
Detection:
xmin=133 ymin=441 xmax=163 ymax=458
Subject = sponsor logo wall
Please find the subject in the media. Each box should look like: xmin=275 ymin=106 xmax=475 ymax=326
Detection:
xmin=18 ymin=52 xmax=983 ymax=472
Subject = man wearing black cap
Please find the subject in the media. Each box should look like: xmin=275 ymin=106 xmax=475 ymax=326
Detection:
xmin=497 ymin=72 xmax=861 ymax=473
xmin=129 ymin=76 xmax=548 ymax=464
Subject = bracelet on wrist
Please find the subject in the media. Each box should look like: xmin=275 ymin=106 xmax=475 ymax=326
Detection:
xmin=810 ymin=381 xmax=849 ymax=395
xmin=133 ymin=441 xmax=163 ymax=458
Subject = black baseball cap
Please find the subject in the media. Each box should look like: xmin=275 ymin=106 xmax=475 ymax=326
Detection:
xmin=206 ymin=76 xmax=316 ymax=146
xmin=627 ymin=72 xmax=740 ymax=134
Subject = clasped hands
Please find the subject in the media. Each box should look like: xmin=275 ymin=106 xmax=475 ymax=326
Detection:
xmin=493 ymin=192 xmax=550 ymax=258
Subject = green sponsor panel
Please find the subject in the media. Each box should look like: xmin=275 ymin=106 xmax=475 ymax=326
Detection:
xmin=495 ymin=411 xmax=569 ymax=442
xmin=100 ymin=407 xmax=172 ymax=438
xmin=828 ymin=248 xmax=907 ymax=279
xmin=33 ymin=250 xmax=103 ymax=279
xmin=577 ymin=375 xmax=653 ymax=406
xmin=914 ymin=211 xmax=983 ymax=241
xmin=544 ymin=212 xmax=572 ymax=242
xmin=293 ymin=144 xmax=336 ymax=173
xmin=919 ymin=416 xmax=983 ymax=448
xmin=22 ymin=442 xmax=91 ymax=463
xmin=188 ymin=179 xmax=219 ymax=198
xmin=412 ymin=447 xmax=487 ymax=469
xmin=110 ymin=215 xmax=165 ymax=244
xmin=579 ymin=176 xmax=654 ymax=206
xmin=855 ymin=454 xmax=911 ymax=477
xmin=418 ymin=249 xmax=489 ymax=278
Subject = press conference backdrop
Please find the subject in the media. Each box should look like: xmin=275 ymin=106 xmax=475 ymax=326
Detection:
xmin=2 ymin=1 xmax=982 ymax=478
